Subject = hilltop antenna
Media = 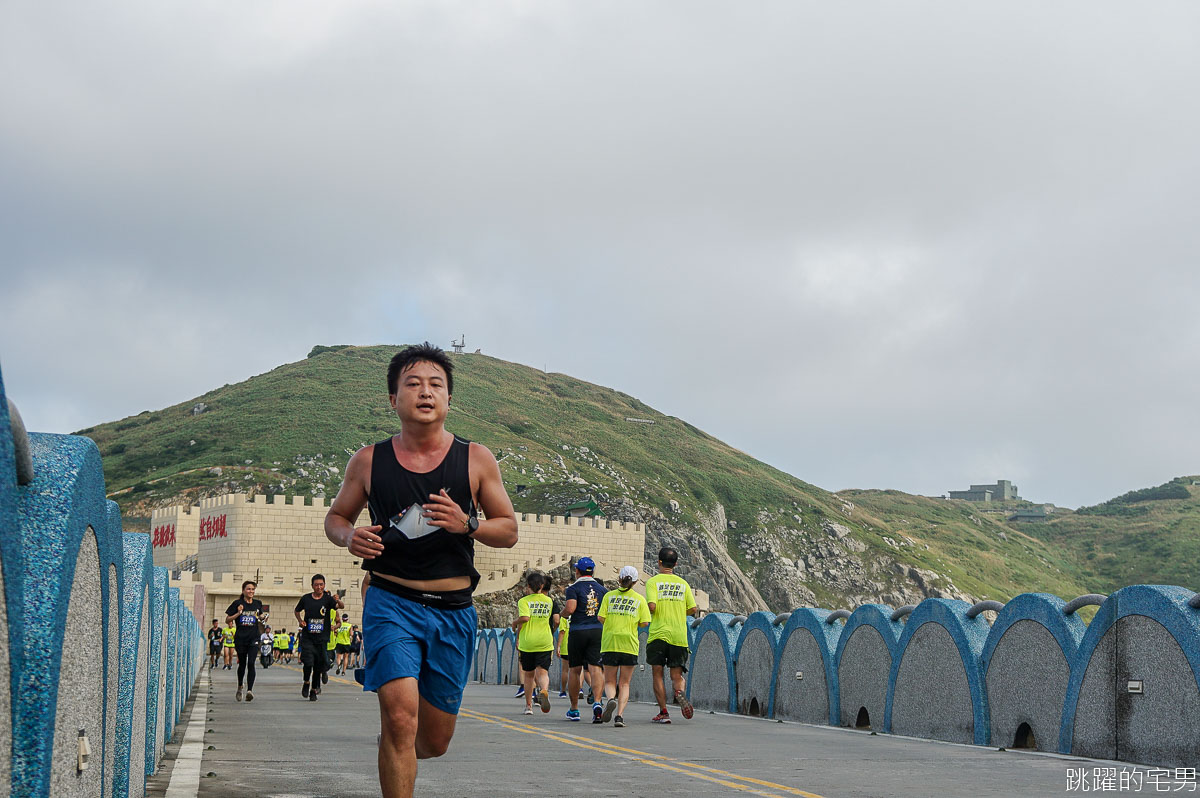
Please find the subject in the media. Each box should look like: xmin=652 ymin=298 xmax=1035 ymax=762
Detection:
xmin=451 ymin=335 xmax=465 ymax=355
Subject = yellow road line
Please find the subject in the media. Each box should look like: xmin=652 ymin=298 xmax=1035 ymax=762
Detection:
xmin=458 ymin=707 xmax=826 ymax=798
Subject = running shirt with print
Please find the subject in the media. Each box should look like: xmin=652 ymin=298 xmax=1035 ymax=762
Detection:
xmin=598 ymin=588 xmax=650 ymax=656
xmin=517 ymin=594 xmax=554 ymax=652
xmin=336 ymin=621 xmax=353 ymax=647
xmin=295 ymin=592 xmax=339 ymax=641
xmin=221 ymin=626 xmax=236 ymax=647
xmin=645 ymin=573 xmax=697 ymax=648
xmin=564 ymin=578 xmax=607 ymax=630
xmin=225 ymin=599 xmax=265 ymax=646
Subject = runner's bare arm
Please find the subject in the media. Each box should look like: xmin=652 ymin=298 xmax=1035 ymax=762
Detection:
xmin=324 ymin=446 xmax=384 ymax=559
xmin=294 ymin=610 xmax=303 ymax=627
xmin=423 ymin=443 xmax=517 ymax=548
xmin=226 ymin=603 xmax=242 ymax=624
xmin=564 ymin=598 xmax=577 ymax=616
xmin=647 ymin=602 xmax=657 ymax=615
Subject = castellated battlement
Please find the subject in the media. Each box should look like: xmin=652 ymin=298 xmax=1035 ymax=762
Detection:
xmin=153 ymin=492 xmax=647 ymax=603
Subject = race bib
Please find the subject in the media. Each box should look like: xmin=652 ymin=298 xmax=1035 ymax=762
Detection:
xmin=308 ymin=619 xmax=324 ymax=634
xmin=239 ymin=613 xmax=257 ymax=625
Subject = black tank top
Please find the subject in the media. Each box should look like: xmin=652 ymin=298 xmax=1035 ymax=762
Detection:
xmin=364 ymin=435 xmax=479 ymax=589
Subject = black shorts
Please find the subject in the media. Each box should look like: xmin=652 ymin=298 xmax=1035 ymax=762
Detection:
xmin=519 ymin=650 xmax=552 ymax=672
xmin=300 ymin=634 xmax=330 ymax=671
xmin=209 ymin=641 xmax=221 ymax=653
xmin=646 ymin=639 xmax=689 ymax=671
xmin=602 ymin=652 xmax=638 ymax=668
xmin=336 ymin=644 xmax=351 ymax=654
xmin=567 ymin=627 xmax=602 ymax=668
xmin=234 ymin=640 xmax=257 ymax=660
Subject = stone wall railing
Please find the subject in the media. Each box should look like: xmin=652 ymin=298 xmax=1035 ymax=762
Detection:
xmin=1 ymin=370 xmax=205 ymax=798
xmin=474 ymin=587 xmax=1200 ymax=769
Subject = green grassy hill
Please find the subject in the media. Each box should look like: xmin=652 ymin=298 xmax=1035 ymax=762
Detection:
xmin=1013 ymin=477 xmax=1200 ymax=592
xmin=75 ymin=344 xmax=1153 ymax=612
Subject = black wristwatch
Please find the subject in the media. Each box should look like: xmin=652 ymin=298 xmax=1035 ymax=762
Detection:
xmin=465 ymin=516 xmax=479 ymax=536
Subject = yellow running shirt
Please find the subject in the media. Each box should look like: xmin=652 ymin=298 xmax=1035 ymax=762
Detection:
xmin=517 ymin=594 xmax=554 ymax=652
xmin=558 ymin=616 xmax=570 ymax=655
xmin=337 ymin=622 xmax=352 ymax=647
xmin=221 ymin=626 xmax=235 ymax=647
xmin=599 ymin=588 xmax=650 ymax=656
xmin=645 ymin=573 xmax=697 ymax=648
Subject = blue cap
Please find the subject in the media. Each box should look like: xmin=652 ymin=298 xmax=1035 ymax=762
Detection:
xmin=575 ymin=556 xmax=595 ymax=573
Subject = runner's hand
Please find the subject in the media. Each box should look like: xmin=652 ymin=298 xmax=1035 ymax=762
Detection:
xmin=238 ymin=604 xmax=244 ymax=613
xmin=348 ymin=524 xmax=385 ymax=559
xmin=424 ymin=489 xmax=468 ymax=533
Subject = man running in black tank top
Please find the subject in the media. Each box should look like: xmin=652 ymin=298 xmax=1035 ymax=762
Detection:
xmin=325 ymin=343 xmax=518 ymax=798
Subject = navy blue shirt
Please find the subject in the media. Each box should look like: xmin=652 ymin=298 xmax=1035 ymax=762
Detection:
xmin=564 ymin=578 xmax=608 ymax=630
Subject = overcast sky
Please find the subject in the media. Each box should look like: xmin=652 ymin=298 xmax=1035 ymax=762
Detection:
xmin=3 ymin=2 xmax=1199 ymax=509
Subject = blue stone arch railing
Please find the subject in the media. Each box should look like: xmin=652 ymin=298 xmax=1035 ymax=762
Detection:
xmin=885 ymin=598 xmax=991 ymax=745
xmin=733 ymin=612 xmax=781 ymax=718
xmin=833 ymin=604 xmax=903 ymax=731
xmin=1 ymin=365 xmax=206 ymax=798
xmin=980 ymin=592 xmax=1088 ymax=754
xmin=772 ymin=608 xmax=846 ymax=724
xmin=687 ymin=613 xmax=741 ymax=714
xmin=1061 ymin=585 xmax=1200 ymax=767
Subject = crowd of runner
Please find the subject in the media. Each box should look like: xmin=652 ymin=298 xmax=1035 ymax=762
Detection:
xmin=511 ymin=547 xmax=699 ymax=726
xmin=205 ymin=574 xmax=364 ymax=704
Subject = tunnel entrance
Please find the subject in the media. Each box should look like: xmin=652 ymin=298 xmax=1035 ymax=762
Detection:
xmin=748 ymin=697 xmax=761 ymax=716
xmin=855 ymin=707 xmax=872 ymax=730
xmin=1013 ymin=723 xmax=1037 ymax=750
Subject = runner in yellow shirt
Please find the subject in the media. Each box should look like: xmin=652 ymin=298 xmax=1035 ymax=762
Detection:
xmin=597 ymin=566 xmax=650 ymax=728
xmin=512 ymin=571 xmax=557 ymax=715
xmin=221 ymin=619 xmax=236 ymax=670
xmin=556 ymin=614 xmax=571 ymax=698
xmin=336 ymin=614 xmax=354 ymax=675
xmin=645 ymin=547 xmax=698 ymax=723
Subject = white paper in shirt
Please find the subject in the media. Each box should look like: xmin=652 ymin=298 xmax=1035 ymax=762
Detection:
xmin=389 ymin=502 xmax=441 ymax=539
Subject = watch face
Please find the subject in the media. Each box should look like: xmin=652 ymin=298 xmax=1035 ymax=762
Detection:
xmin=468 ymin=516 xmax=479 ymax=533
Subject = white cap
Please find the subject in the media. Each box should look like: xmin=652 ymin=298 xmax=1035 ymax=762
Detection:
xmin=619 ymin=565 xmax=639 ymax=582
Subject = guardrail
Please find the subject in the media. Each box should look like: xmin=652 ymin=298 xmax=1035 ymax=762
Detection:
xmin=473 ymin=587 xmax=1200 ymax=768
xmin=1 ymin=370 xmax=204 ymax=797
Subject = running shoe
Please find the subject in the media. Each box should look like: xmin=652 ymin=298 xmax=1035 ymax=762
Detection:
xmin=321 ymin=672 xmax=328 ymax=685
xmin=245 ymin=691 xmax=254 ymax=703
xmin=514 ymin=686 xmax=525 ymax=698
xmin=578 ymin=689 xmax=586 ymax=698
xmin=313 ymin=685 xmax=321 ymax=696
xmin=652 ymin=710 xmax=672 ymax=723
xmin=592 ymin=702 xmax=604 ymax=723
xmin=537 ymin=689 xmax=551 ymax=713
xmin=309 ymin=692 xmax=318 ymax=702
xmin=566 ymin=709 xmax=581 ymax=722
xmin=614 ymin=715 xmax=625 ymax=728
xmin=523 ymin=706 xmax=534 ymax=715
xmin=601 ymin=699 xmax=617 ymax=724
xmin=302 ymin=683 xmax=310 ymax=698
xmin=235 ymin=687 xmax=243 ymax=702
xmin=674 ymin=690 xmax=694 ymax=720
xmin=557 ymin=690 xmax=568 ymax=699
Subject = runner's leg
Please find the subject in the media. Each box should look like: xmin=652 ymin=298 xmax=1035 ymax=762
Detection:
xmin=617 ymin=665 xmax=634 ymax=717
xmin=652 ymin=664 xmax=668 ymax=712
xmin=567 ymin=666 xmax=582 ymax=711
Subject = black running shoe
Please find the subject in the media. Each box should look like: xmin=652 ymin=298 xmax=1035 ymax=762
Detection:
xmin=309 ymin=692 xmax=318 ymax=702
xmin=601 ymin=699 xmax=617 ymax=724
xmin=302 ymin=683 xmax=310 ymax=698
xmin=322 ymin=672 xmax=328 ymax=685
xmin=614 ymin=715 xmax=625 ymax=728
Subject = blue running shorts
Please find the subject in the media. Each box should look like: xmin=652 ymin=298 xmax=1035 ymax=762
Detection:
xmin=362 ymin=584 xmax=478 ymax=715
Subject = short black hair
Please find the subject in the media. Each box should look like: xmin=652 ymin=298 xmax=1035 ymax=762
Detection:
xmin=388 ymin=342 xmax=454 ymax=396
xmin=311 ymin=574 xmax=326 ymax=585
xmin=658 ymin=547 xmax=679 ymax=568
xmin=526 ymin=571 xmax=548 ymax=593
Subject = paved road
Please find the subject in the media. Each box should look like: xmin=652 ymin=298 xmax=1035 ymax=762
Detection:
xmin=182 ymin=661 xmax=1154 ymax=798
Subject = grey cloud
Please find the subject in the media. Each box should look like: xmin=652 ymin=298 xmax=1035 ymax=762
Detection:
xmin=2 ymin=1 xmax=1199 ymax=507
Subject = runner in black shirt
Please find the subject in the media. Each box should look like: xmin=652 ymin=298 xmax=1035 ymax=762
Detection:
xmin=224 ymin=580 xmax=265 ymax=703
xmin=294 ymin=573 xmax=343 ymax=702
xmin=207 ymin=618 xmax=223 ymax=669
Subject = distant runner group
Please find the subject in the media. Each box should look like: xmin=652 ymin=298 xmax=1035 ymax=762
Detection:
xmin=511 ymin=547 xmax=699 ymax=726
xmin=205 ymin=574 xmax=364 ymax=704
